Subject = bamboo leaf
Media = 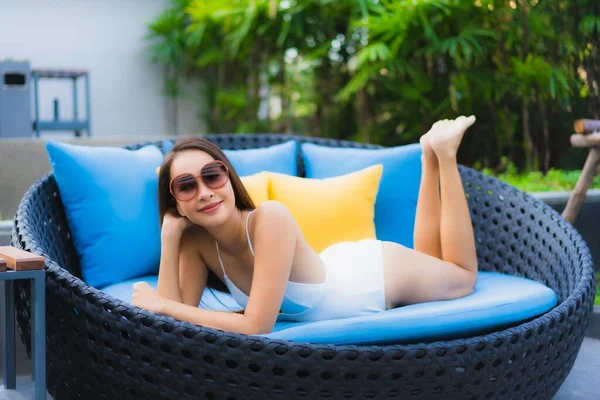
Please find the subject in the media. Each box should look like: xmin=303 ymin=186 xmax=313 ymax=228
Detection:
xmin=334 ymin=65 xmax=379 ymax=103
xmin=354 ymin=43 xmax=392 ymax=69
xmin=549 ymin=74 xmax=556 ymax=99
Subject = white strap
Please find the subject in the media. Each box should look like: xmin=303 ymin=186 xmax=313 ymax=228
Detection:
xmin=215 ymin=240 xmax=226 ymax=276
xmin=215 ymin=209 xmax=255 ymax=276
xmin=246 ymin=210 xmax=255 ymax=257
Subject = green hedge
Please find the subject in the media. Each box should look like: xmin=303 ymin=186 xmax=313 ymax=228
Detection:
xmin=596 ymin=273 xmax=600 ymax=306
xmin=480 ymin=161 xmax=600 ymax=193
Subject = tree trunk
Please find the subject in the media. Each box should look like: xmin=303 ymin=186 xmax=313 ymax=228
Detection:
xmin=522 ymin=97 xmax=537 ymax=171
xmin=519 ymin=0 xmax=530 ymax=58
xmin=356 ymin=87 xmax=376 ymax=144
xmin=277 ymin=59 xmax=292 ymax=133
xmin=503 ymin=108 xmax=514 ymax=163
xmin=538 ymin=96 xmax=551 ymax=172
xmin=488 ymin=100 xmax=499 ymax=169
xmin=314 ymin=60 xmax=333 ymax=138
xmin=519 ymin=0 xmax=537 ymax=171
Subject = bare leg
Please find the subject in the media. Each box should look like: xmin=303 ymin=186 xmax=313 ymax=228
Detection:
xmin=427 ymin=116 xmax=478 ymax=274
xmin=413 ymin=133 xmax=442 ymax=259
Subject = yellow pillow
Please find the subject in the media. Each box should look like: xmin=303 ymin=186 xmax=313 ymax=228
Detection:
xmin=240 ymin=172 xmax=269 ymax=206
xmin=267 ymin=164 xmax=383 ymax=253
xmin=157 ymin=167 xmax=269 ymax=207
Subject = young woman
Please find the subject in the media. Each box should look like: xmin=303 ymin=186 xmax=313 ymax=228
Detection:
xmin=132 ymin=116 xmax=479 ymax=335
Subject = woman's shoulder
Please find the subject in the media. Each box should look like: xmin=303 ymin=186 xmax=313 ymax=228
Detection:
xmin=252 ymin=200 xmax=295 ymax=223
xmin=251 ymin=201 xmax=301 ymax=237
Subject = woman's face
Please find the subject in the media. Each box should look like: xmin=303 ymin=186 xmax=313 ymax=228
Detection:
xmin=169 ymin=149 xmax=235 ymax=227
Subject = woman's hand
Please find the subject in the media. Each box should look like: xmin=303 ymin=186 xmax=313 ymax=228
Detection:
xmin=132 ymin=282 xmax=166 ymax=314
xmin=162 ymin=208 xmax=194 ymax=238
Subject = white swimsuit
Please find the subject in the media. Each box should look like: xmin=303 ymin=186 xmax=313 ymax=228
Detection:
xmin=215 ymin=210 xmax=387 ymax=322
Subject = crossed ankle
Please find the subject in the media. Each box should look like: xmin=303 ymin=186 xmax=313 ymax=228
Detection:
xmin=421 ymin=154 xmax=439 ymax=167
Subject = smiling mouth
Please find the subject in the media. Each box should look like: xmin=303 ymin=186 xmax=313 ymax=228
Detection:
xmin=198 ymin=201 xmax=222 ymax=213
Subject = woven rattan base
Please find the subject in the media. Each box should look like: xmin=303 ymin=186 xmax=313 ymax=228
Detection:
xmin=11 ymin=134 xmax=595 ymax=400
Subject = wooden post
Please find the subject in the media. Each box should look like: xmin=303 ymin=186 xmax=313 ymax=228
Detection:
xmin=561 ymin=119 xmax=600 ymax=224
xmin=562 ymin=146 xmax=600 ymax=224
xmin=570 ymin=132 xmax=600 ymax=147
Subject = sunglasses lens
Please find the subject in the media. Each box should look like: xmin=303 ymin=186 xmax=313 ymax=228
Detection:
xmin=202 ymin=162 xmax=228 ymax=188
xmin=172 ymin=175 xmax=197 ymax=201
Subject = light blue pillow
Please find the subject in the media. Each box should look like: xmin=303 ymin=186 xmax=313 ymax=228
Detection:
xmin=46 ymin=141 xmax=164 ymax=289
xmin=161 ymin=139 xmax=298 ymax=176
xmin=301 ymin=142 xmax=422 ymax=248
xmin=161 ymin=139 xmax=174 ymax=154
xmin=223 ymin=140 xmax=298 ymax=176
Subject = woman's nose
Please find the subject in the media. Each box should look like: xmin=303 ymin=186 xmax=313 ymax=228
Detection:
xmin=196 ymin=179 xmax=214 ymax=200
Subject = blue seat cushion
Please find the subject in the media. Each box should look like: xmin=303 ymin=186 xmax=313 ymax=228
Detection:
xmin=301 ymin=142 xmax=422 ymax=248
xmin=105 ymin=271 xmax=556 ymax=345
xmin=264 ymin=272 xmax=557 ymax=344
xmin=102 ymin=275 xmax=244 ymax=313
xmin=46 ymin=141 xmax=165 ymax=289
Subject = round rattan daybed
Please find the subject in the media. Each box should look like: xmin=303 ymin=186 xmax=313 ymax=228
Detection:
xmin=11 ymin=134 xmax=596 ymax=400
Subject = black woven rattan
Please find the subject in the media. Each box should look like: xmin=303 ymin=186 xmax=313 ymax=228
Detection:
xmin=11 ymin=134 xmax=596 ymax=400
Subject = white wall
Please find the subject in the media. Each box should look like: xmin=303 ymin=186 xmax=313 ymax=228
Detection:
xmin=0 ymin=0 xmax=206 ymax=138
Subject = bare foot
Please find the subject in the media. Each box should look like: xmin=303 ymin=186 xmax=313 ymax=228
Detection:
xmin=428 ymin=115 xmax=476 ymax=160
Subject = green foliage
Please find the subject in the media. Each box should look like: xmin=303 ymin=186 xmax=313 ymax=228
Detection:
xmin=480 ymin=158 xmax=600 ymax=192
xmin=146 ymin=0 xmax=600 ymax=173
xmin=596 ymin=272 xmax=600 ymax=306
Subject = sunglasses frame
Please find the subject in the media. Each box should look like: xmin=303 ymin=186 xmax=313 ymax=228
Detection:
xmin=169 ymin=160 xmax=230 ymax=201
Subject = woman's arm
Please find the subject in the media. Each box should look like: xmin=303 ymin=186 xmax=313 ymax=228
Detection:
xmin=156 ymin=210 xmax=195 ymax=303
xmin=178 ymin=229 xmax=208 ymax=307
xmin=242 ymin=201 xmax=297 ymax=332
xmin=159 ymin=300 xmax=256 ymax=333
xmin=157 ymin=229 xmax=184 ymax=303
xmin=158 ymin=201 xmax=297 ymax=335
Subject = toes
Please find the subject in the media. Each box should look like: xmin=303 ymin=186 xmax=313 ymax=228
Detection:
xmin=464 ymin=115 xmax=476 ymax=127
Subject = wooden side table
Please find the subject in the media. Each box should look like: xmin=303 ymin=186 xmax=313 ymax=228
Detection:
xmin=1 ymin=246 xmax=46 ymax=400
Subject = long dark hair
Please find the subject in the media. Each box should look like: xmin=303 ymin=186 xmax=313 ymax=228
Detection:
xmin=158 ymin=137 xmax=256 ymax=295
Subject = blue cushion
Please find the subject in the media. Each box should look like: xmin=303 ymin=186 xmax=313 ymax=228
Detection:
xmin=301 ymin=143 xmax=422 ymax=248
xmin=102 ymin=276 xmax=244 ymax=312
xmin=224 ymin=140 xmax=298 ymax=176
xmin=161 ymin=139 xmax=298 ymax=176
xmin=161 ymin=139 xmax=174 ymax=154
xmin=262 ymin=272 xmax=557 ymax=345
xmin=46 ymin=141 xmax=164 ymax=289
xmin=105 ymin=272 xmax=556 ymax=345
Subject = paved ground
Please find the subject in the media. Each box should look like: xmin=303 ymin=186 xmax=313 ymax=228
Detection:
xmin=1 ymin=337 xmax=598 ymax=399
xmin=553 ymin=336 xmax=600 ymax=399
